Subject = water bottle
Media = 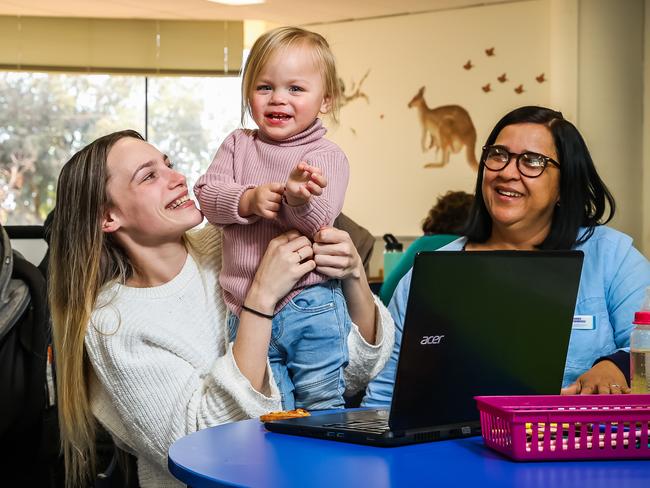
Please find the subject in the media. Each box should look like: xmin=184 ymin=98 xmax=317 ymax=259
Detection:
xmin=382 ymin=234 xmax=403 ymax=279
xmin=630 ymin=287 xmax=650 ymax=393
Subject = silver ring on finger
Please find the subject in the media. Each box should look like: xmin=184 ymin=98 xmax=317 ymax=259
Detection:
xmin=296 ymin=250 xmax=303 ymax=261
xmin=609 ymin=384 xmax=621 ymax=389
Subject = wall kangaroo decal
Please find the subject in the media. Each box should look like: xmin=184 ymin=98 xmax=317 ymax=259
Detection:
xmin=339 ymin=70 xmax=370 ymax=107
xmin=408 ymin=86 xmax=478 ymax=170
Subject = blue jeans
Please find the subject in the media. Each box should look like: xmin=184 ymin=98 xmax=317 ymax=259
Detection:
xmin=228 ymin=280 xmax=352 ymax=410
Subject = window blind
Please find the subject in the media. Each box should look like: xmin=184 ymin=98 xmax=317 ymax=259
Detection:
xmin=0 ymin=16 xmax=243 ymax=75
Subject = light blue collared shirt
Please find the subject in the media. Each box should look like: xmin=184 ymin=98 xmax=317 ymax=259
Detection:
xmin=362 ymin=226 xmax=650 ymax=407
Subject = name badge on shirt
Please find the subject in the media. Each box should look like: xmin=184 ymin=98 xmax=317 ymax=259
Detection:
xmin=572 ymin=315 xmax=595 ymax=330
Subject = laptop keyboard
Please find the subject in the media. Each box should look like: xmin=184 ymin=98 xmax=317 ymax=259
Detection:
xmin=323 ymin=418 xmax=390 ymax=435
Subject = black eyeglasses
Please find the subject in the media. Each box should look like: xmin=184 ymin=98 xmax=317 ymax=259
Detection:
xmin=481 ymin=145 xmax=560 ymax=178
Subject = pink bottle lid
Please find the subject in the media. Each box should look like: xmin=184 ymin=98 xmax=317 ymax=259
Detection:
xmin=634 ymin=311 xmax=650 ymax=325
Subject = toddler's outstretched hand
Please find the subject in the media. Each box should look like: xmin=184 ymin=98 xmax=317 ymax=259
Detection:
xmin=239 ymin=183 xmax=284 ymax=219
xmin=284 ymin=162 xmax=327 ymax=206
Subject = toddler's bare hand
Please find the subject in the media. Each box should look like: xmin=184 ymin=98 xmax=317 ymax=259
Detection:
xmin=241 ymin=183 xmax=284 ymax=219
xmin=284 ymin=162 xmax=327 ymax=206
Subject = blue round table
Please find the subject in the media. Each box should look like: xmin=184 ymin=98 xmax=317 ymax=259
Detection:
xmin=168 ymin=415 xmax=650 ymax=488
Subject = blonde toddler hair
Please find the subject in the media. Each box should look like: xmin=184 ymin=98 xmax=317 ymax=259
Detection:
xmin=241 ymin=26 xmax=341 ymax=125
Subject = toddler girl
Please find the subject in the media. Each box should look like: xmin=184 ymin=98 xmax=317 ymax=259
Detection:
xmin=195 ymin=26 xmax=351 ymax=410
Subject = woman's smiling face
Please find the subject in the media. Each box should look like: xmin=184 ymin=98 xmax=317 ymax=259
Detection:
xmin=103 ymin=137 xmax=203 ymax=245
xmin=481 ymin=123 xmax=561 ymax=239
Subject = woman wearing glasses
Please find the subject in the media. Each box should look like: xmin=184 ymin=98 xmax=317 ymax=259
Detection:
xmin=364 ymin=106 xmax=650 ymax=406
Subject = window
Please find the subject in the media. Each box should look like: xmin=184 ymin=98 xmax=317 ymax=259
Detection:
xmin=0 ymin=71 xmax=241 ymax=224
xmin=147 ymin=76 xmax=241 ymax=193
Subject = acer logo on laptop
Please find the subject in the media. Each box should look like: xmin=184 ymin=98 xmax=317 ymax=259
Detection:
xmin=420 ymin=335 xmax=445 ymax=345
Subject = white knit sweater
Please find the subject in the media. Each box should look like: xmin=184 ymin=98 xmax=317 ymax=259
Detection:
xmin=85 ymin=224 xmax=394 ymax=487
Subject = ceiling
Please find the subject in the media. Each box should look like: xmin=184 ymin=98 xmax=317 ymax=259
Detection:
xmin=0 ymin=0 xmax=513 ymax=25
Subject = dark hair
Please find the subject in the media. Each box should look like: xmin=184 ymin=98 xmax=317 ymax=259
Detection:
xmin=422 ymin=191 xmax=474 ymax=234
xmin=464 ymin=106 xmax=615 ymax=249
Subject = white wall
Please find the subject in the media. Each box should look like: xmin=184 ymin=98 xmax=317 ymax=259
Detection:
xmin=549 ymin=0 xmax=578 ymax=121
xmin=11 ymin=239 xmax=47 ymax=265
xmin=313 ymin=0 xmax=552 ymax=237
xmin=576 ymin=0 xmax=645 ymax=250
xmin=308 ymin=0 xmax=649 ymax=276
xmin=641 ymin=0 xmax=650 ymax=256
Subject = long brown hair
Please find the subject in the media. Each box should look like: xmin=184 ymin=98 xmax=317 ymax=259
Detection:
xmin=50 ymin=130 xmax=143 ymax=487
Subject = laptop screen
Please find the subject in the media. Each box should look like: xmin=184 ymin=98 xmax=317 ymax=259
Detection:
xmin=389 ymin=250 xmax=583 ymax=432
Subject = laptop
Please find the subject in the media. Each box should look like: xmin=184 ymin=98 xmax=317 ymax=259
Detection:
xmin=264 ymin=250 xmax=584 ymax=446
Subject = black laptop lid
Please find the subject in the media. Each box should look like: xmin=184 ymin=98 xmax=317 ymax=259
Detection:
xmin=389 ymin=250 xmax=584 ymax=432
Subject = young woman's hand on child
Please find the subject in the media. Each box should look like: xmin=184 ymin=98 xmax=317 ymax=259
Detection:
xmin=248 ymin=230 xmax=316 ymax=311
xmin=312 ymin=227 xmax=363 ymax=280
xmin=284 ymin=161 xmax=327 ymax=206
xmin=239 ymin=182 xmax=285 ymax=219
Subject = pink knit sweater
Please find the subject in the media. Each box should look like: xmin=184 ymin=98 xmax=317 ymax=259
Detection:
xmin=194 ymin=119 xmax=349 ymax=316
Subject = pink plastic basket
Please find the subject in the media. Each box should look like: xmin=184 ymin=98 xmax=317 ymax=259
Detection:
xmin=475 ymin=394 xmax=650 ymax=461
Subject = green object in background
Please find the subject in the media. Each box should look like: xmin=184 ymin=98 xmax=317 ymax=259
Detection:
xmin=383 ymin=251 xmax=404 ymax=279
xmin=379 ymin=234 xmax=459 ymax=306
xmin=382 ymin=234 xmax=404 ymax=282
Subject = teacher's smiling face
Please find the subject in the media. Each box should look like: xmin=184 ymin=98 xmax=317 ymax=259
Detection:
xmin=481 ymin=123 xmax=561 ymax=240
xmin=101 ymin=137 xmax=203 ymax=245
